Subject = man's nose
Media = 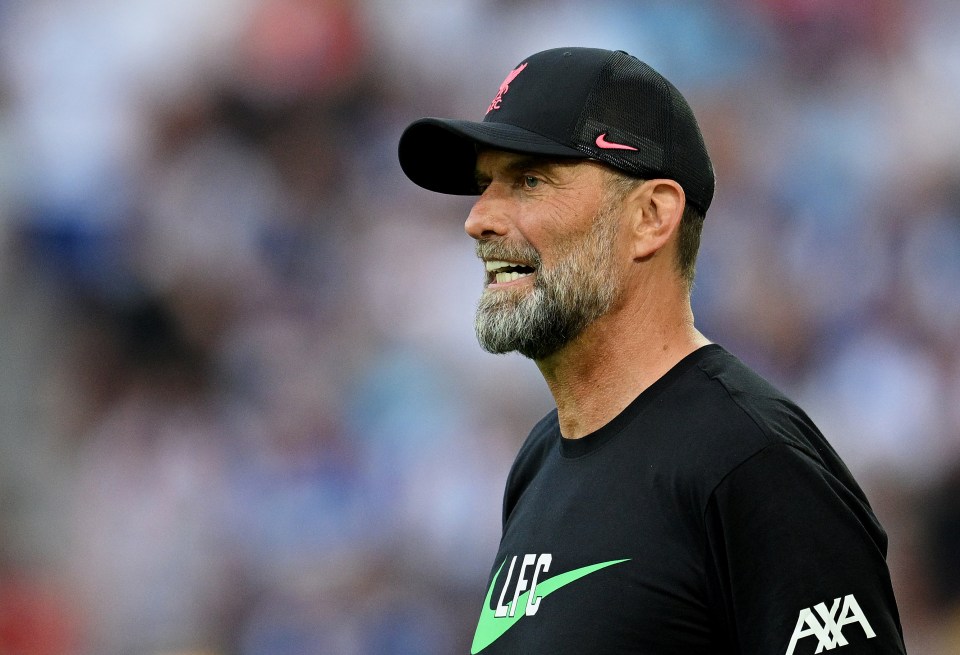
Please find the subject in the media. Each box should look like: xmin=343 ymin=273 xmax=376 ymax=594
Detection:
xmin=464 ymin=187 xmax=510 ymax=240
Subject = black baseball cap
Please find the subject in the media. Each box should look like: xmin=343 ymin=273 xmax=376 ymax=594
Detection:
xmin=398 ymin=47 xmax=715 ymax=214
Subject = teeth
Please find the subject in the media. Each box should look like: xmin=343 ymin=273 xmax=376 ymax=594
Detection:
xmin=494 ymin=271 xmax=532 ymax=284
xmin=485 ymin=260 xmax=516 ymax=272
xmin=484 ymin=259 xmax=534 ymax=285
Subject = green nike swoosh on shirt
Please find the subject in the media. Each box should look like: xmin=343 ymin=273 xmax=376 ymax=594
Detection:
xmin=471 ymin=558 xmax=630 ymax=653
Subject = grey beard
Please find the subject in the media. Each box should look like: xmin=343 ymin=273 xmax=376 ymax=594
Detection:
xmin=474 ymin=206 xmax=620 ymax=360
xmin=475 ymin=272 xmax=614 ymax=360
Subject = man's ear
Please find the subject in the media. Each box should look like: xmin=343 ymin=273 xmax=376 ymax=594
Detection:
xmin=625 ymin=179 xmax=685 ymax=261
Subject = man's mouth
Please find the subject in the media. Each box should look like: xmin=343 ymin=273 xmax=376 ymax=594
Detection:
xmin=485 ymin=259 xmax=536 ymax=285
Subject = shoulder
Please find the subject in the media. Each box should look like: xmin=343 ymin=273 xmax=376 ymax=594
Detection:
xmin=651 ymin=346 xmax=854 ymax=500
xmin=685 ymin=346 xmax=826 ymax=450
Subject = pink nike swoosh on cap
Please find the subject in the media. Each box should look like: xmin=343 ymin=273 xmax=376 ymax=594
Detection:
xmin=595 ymin=133 xmax=638 ymax=151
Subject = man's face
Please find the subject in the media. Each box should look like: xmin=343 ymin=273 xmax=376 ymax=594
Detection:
xmin=467 ymin=151 xmax=626 ymax=360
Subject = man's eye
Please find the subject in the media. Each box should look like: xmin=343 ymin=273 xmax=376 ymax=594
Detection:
xmin=522 ymin=175 xmax=540 ymax=189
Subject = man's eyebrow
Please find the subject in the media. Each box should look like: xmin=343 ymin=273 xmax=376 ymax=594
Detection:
xmin=503 ymin=155 xmax=558 ymax=173
xmin=474 ymin=155 xmax=567 ymax=183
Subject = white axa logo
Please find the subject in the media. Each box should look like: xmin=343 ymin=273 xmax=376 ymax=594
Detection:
xmin=785 ymin=594 xmax=876 ymax=655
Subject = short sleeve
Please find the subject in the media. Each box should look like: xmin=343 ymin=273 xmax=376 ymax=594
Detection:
xmin=704 ymin=443 xmax=906 ymax=655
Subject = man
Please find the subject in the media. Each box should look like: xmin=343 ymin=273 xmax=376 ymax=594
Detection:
xmin=397 ymin=47 xmax=906 ymax=654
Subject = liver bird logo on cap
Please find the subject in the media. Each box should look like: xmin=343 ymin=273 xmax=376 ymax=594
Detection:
xmin=487 ymin=62 xmax=528 ymax=114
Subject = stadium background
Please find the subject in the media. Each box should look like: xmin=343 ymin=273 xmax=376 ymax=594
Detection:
xmin=0 ymin=0 xmax=958 ymax=652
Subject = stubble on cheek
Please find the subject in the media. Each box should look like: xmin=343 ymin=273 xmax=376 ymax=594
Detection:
xmin=474 ymin=197 xmax=625 ymax=360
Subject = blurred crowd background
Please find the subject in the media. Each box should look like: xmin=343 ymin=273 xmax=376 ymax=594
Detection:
xmin=0 ymin=0 xmax=958 ymax=653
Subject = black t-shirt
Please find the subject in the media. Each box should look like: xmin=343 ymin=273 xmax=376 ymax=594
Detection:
xmin=470 ymin=345 xmax=906 ymax=654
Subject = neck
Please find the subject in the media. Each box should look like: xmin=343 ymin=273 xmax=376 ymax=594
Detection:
xmin=535 ymin=289 xmax=710 ymax=439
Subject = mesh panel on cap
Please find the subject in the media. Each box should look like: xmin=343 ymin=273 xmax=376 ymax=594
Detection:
xmin=574 ymin=51 xmax=714 ymax=213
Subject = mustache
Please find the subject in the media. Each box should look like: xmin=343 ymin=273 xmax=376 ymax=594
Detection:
xmin=475 ymin=239 xmax=541 ymax=267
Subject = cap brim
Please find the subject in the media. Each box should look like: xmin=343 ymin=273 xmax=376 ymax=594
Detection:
xmin=398 ymin=118 xmax=586 ymax=195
